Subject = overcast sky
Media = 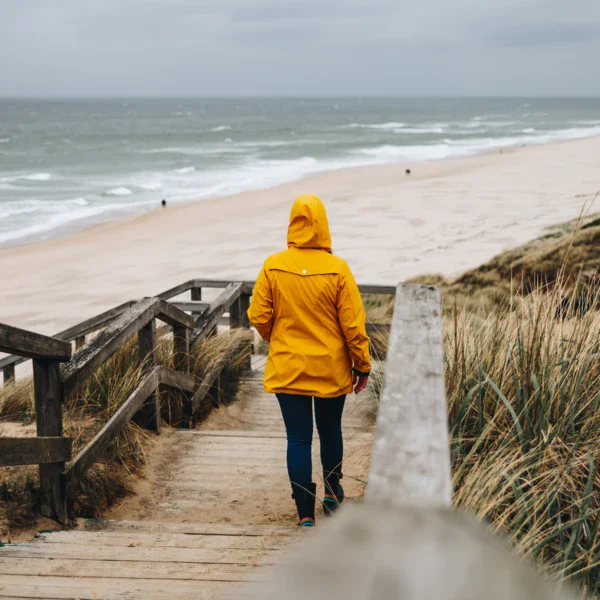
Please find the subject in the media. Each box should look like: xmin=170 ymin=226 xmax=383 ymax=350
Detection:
xmin=1 ymin=0 xmax=599 ymax=97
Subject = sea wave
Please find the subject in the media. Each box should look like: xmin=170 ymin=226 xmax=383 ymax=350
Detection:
xmin=344 ymin=122 xmax=406 ymax=130
xmin=105 ymin=187 xmax=133 ymax=196
xmin=0 ymin=138 xmax=10 ymax=144
xmin=211 ymin=125 xmax=231 ymax=132
xmin=173 ymin=166 xmax=196 ymax=174
xmin=0 ymin=172 xmax=52 ymax=183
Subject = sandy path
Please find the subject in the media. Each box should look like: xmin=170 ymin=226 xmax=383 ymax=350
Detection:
xmin=1 ymin=136 xmax=599 ymax=338
xmin=115 ymin=357 xmax=375 ymax=527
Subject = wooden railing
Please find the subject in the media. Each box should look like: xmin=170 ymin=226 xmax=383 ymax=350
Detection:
xmin=0 ymin=278 xmax=396 ymax=526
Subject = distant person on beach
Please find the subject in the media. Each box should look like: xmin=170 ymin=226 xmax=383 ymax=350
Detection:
xmin=161 ymin=199 xmax=167 ymax=207
xmin=248 ymin=194 xmax=371 ymax=527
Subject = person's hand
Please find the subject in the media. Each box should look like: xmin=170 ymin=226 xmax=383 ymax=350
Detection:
xmin=353 ymin=372 xmax=369 ymax=394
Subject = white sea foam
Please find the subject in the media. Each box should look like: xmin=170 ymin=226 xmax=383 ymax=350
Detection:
xmin=23 ymin=172 xmax=51 ymax=181
xmin=0 ymin=138 xmax=10 ymax=144
xmin=345 ymin=122 xmax=406 ymax=130
xmin=173 ymin=166 xmax=196 ymax=174
xmin=211 ymin=125 xmax=231 ymax=132
xmin=105 ymin=187 xmax=133 ymax=196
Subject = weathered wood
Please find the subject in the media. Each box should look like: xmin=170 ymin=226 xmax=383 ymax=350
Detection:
xmin=190 ymin=283 xmax=244 ymax=348
xmin=229 ymin=297 xmax=242 ymax=329
xmin=0 ymin=323 xmax=71 ymax=362
xmin=192 ymin=279 xmax=397 ymax=296
xmin=171 ymin=301 xmax=210 ymax=314
xmin=367 ymin=284 xmax=451 ymax=507
xmin=252 ymin=503 xmax=575 ymax=600
xmin=65 ymin=368 xmax=160 ymax=484
xmin=0 ymin=437 xmax=72 ymax=467
xmin=61 ymin=298 xmax=157 ymax=398
xmin=134 ymin=319 xmax=160 ymax=432
xmin=158 ymin=366 xmax=197 ymax=393
xmin=239 ymin=293 xmax=251 ymax=328
xmin=190 ymin=286 xmax=204 ymax=315
xmin=0 ymin=300 xmax=137 ymax=372
xmin=157 ymin=279 xmax=195 ymax=300
xmin=32 ymin=359 xmax=67 ymax=524
xmin=2 ymin=363 xmax=15 ymax=384
xmin=156 ymin=299 xmax=196 ymax=329
xmin=80 ymin=519 xmax=297 ymax=536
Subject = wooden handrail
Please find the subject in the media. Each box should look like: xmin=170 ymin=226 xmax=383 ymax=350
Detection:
xmin=367 ymin=284 xmax=452 ymax=507
xmin=0 ymin=323 xmax=72 ymax=362
xmin=190 ymin=282 xmax=245 ymax=347
xmin=65 ymin=367 xmax=161 ymax=484
xmin=0 ymin=437 xmax=72 ymax=467
xmin=60 ymin=298 xmax=158 ymax=398
xmin=0 ymin=301 xmax=137 ymax=371
xmin=192 ymin=279 xmax=397 ymax=296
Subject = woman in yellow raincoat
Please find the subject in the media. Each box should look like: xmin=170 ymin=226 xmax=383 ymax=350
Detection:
xmin=248 ymin=194 xmax=371 ymax=527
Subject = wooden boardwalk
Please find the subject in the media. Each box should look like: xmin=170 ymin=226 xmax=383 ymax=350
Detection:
xmin=0 ymin=357 xmax=374 ymax=599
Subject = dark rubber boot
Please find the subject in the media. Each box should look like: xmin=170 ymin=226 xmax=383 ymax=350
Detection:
xmin=323 ymin=472 xmax=344 ymax=515
xmin=292 ymin=482 xmax=317 ymax=527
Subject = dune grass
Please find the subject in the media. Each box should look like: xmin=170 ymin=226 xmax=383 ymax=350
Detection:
xmin=0 ymin=327 xmax=249 ymax=540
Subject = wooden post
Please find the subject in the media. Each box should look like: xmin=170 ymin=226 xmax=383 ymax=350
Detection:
xmin=239 ymin=293 xmax=251 ymax=328
xmin=3 ymin=363 xmax=15 ymax=384
xmin=75 ymin=335 xmax=85 ymax=350
xmin=134 ymin=319 xmax=160 ymax=432
xmin=191 ymin=287 xmax=203 ymax=316
xmin=32 ymin=358 xmax=67 ymax=524
xmin=171 ymin=325 xmax=190 ymax=427
xmin=239 ymin=293 xmax=252 ymax=370
xmin=229 ymin=298 xmax=241 ymax=329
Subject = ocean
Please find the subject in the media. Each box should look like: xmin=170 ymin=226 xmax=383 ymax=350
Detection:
xmin=1 ymin=97 xmax=599 ymax=247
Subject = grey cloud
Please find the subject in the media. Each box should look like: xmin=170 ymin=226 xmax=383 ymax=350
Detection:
xmin=0 ymin=0 xmax=599 ymax=96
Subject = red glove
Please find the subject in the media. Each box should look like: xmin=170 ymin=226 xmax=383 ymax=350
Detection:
xmin=353 ymin=371 xmax=369 ymax=394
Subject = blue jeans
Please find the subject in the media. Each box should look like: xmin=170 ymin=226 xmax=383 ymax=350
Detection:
xmin=276 ymin=393 xmax=346 ymax=491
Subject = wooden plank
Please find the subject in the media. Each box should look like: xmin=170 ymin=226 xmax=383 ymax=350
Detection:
xmin=158 ymin=366 xmax=197 ymax=393
xmin=0 ymin=575 xmax=238 ymax=600
xmin=0 ymin=301 xmax=137 ymax=371
xmin=156 ymin=299 xmax=196 ymax=329
xmin=0 ymin=437 xmax=72 ymax=467
xmin=65 ymin=368 xmax=159 ymax=484
xmin=171 ymin=301 xmax=210 ymax=314
xmin=367 ymin=284 xmax=452 ymax=508
xmin=80 ymin=520 xmax=298 ymax=537
xmin=32 ymin=359 xmax=67 ymax=524
xmin=35 ymin=530 xmax=287 ymax=551
xmin=60 ymin=297 xmax=157 ymax=398
xmin=0 ymin=324 xmax=71 ymax=362
xmin=0 ymin=557 xmax=267 ymax=583
xmin=1 ymin=542 xmax=276 ymax=565
xmin=157 ymin=279 xmax=195 ymax=300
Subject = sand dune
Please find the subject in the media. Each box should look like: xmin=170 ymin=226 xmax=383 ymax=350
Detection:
xmin=0 ymin=136 xmax=599 ymax=337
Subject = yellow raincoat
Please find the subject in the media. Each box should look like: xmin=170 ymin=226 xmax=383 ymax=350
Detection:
xmin=248 ymin=194 xmax=371 ymax=398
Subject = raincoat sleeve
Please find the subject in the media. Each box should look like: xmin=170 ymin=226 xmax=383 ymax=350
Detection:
xmin=336 ymin=264 xmax=371 ymax=375
xmin=248 ymin=267 xmax=274 ymax=342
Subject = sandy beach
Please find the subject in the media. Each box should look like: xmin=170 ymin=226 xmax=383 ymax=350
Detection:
xmin=0 ymin=135 xmax=599 ymax=337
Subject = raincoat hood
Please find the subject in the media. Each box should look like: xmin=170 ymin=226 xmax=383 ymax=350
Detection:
xmin=287 ymin=194 xmax=332 ymax=253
